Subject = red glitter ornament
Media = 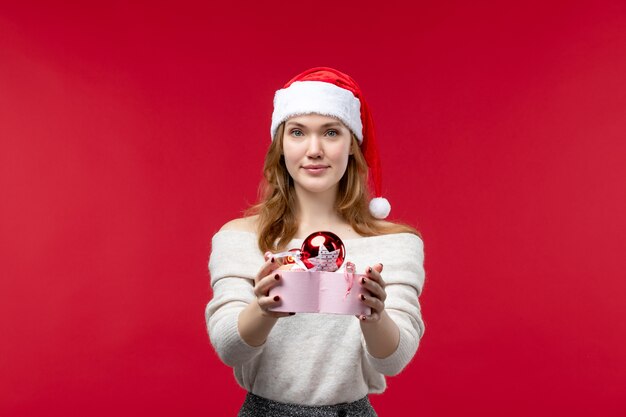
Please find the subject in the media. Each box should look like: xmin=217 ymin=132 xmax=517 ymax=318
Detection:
xmin=300 ymin=231 xmax=345 ymax=271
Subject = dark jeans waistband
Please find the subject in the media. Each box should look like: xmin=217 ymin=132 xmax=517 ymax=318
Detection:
xmin=237 ymin=392 xmax=378 ymax=417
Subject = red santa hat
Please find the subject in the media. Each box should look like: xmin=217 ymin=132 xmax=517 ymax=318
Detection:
xmin=270 ymin=67 xmax=391 ymax=220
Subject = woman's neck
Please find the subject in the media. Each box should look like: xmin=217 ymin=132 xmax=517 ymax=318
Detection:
xmin=293 ymin=184 xmax=346 ymax=234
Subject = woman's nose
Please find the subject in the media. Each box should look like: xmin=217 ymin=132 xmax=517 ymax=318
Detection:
xmin=305 ymin=135 xmax=323 ymax=158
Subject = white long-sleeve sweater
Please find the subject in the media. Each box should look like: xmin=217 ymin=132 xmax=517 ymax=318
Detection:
xmin=205 ymin=229 xmax=426 ymax=405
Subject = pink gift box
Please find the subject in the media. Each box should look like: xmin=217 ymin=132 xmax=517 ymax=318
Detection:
xmin=268 ymin=270 xmax=372 ymax=315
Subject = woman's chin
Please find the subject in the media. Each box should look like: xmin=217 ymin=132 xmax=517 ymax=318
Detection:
xmin=295 ymin=181 xmax=338 ymax=195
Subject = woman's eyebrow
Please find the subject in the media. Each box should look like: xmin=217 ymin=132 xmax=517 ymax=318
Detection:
xmin=286 ymin=121 xmax=343 ymax=128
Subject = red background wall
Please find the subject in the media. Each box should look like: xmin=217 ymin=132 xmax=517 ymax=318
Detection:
xmin=1 ymin=1 xmax=625 ymax=416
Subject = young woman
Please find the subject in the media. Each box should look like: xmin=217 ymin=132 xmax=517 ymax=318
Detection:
xmin=206 ymin=67 xmax=426 ymax=417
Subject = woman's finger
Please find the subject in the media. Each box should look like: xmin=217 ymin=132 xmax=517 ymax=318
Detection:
xmin=360 ymin=277 xmax=386 ymax=302
xmin=257 ymin=294 xmax=293 ymax=318
xmin=257 ymin=293 xmax=281 ymax=311
xmin=364 ymin=264 xmax=385 ymax=288
xmin=255 ymin=257 xmax=279 ymax=284
xmin=253 ymin=272 xmax=282 ymax=297
xmin=360 ymin=293 xmax=385 ymax=312
xmin=359 ymin=312 xmax=380 ymax=323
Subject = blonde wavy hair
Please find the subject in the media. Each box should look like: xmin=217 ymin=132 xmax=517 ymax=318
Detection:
xmin=244 ymin=121 xmax=421 ymax=253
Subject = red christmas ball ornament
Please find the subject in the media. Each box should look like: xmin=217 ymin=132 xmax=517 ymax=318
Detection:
xmin=300 ymin=231 xmax=345 ymax=272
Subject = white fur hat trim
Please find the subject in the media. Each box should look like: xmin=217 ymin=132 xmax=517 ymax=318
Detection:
xmin=271 ymin=81 xmax=363 ymax=143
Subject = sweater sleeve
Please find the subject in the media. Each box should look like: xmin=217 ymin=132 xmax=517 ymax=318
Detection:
xmin=362 ymin=233 xmax=426 ymax=376
xmin=205 ymin=231 xmax=265 ymax=367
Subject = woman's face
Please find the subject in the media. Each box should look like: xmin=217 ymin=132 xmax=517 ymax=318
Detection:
xmin=282 ymin=113 xmax=353 ymax=196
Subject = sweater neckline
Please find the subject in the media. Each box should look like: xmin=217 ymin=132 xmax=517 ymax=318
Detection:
xmin=213 ymin=229 xmax=421 ymax=245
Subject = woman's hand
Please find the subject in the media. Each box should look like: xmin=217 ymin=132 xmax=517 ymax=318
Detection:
xmin=357 ymin=263 xmax=386 ymax=323
xmin=253 ymin=252 xmax=294 ymax=319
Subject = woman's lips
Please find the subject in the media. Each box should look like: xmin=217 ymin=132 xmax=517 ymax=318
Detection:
xmin=302 ymin=165 xmax=329 ymax=175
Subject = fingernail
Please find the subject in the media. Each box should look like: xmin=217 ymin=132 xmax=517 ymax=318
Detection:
xmin=367 ymin=267 xmax=372 ymax=273
xmin=271 ymin=257 xmax=275 ymax=263
xmin=289 ymin=312 xmax=295 ymax=315
xmin=273 ymin=295 xmax=280 ymax=301
xmin=360 ymin=315 xmax=366 ymax=321
xmin=274 ymin=274 xmax=280 ymax=280
xmin=379 ymin=263 xmax=383 ymax=270
xmin=360 ymin=294 xmax=366 ymax=301
xmin=361 ymin=277 xmax=366 ymax=284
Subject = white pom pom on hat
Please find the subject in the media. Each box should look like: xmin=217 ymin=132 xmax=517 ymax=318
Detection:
xmin=369 ymin=197 xmax=391 ymax=220
xmin=271 ymin=67 xmax=391 ymax=219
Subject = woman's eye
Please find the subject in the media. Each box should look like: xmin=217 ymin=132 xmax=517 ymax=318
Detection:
xmin=326 ymin=130 xmax=338 ymax=137
xmin=291 ymin=129 xmax=303 ymax=137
